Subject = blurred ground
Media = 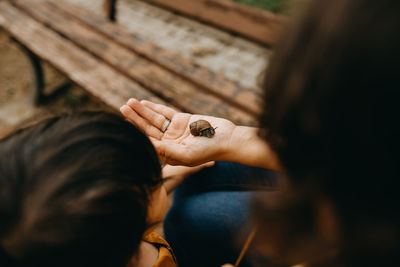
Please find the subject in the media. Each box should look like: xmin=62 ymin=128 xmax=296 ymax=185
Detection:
xmin=0 ymin=0 xmax=270 ymax=136
xmin=0 ymin=29 xmax=102 ymax=137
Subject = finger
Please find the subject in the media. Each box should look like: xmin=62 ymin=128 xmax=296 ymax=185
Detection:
xmin=141 ymin=100 xmax=177 ymax=120
xmin=126 ymin=98 xmax=167 ymax=130
xmin=203 ymin=161 xmax=215 ymax=168
xmin=162 ymin=161 xmax=214 ymax=175
xmin=161 ymin=164 xmax=187 ymax=178
xmin=120 ymin=105 xmax=163 ymax=140
xmin=187 ymin=161 xmax=215 ymax=172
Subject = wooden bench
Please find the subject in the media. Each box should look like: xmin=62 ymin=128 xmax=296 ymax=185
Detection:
xmin=0 ymin=0 xmax=269 ymax=126
xmin=138 ymin=0 xmax=286 ymax=47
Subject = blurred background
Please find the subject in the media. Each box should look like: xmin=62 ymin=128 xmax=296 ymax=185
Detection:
xmin=0 ymin=0 xmax=302 ymax=135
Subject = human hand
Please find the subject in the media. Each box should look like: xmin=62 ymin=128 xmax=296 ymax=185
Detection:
xmin=120 ymin=99 xmax=236 ymax=166
xmin=221 ymin=264 xmax=234 ymax=267
xmin=162 ymin=162 xmax=215 ymax=193
xmin=162 ymin=162 xmax=215 ymax=179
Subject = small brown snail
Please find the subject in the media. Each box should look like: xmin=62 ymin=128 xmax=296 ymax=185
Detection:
xmin=189 ymin=120 xmax=217 ymax=138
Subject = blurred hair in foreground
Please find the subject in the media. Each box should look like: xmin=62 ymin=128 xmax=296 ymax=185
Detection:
xmin=257 ymin=0 xmax=400 ymax=266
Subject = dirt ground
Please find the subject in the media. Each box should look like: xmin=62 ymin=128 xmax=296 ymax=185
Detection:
xmin=0 ymin=29 xmax=103 ymax=137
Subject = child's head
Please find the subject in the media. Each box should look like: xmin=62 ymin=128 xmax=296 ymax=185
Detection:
xmin=0 ymin=112 xmax=163 ymax=267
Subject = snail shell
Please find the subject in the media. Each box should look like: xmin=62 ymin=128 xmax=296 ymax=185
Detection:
xmin=189 ymin=120 xmax=216 ymax=138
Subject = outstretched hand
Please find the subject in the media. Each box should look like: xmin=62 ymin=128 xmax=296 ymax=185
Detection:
xmin=120 ymin=99 xmax=236 ymax=166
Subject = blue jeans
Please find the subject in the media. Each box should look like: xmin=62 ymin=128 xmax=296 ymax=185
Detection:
xmin=164 ymin=162 xmax=279 ymax=267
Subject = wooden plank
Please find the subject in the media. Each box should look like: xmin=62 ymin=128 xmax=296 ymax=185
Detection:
xmin=0 ymin=1 xmax=162 ymax=112
xmin=140 ymin=0 xmax=286 ymax=47
xmin=45 ymin=0 xmax=263 ymax=117
xmin=14 ymin=0 xmax=256 ymax=125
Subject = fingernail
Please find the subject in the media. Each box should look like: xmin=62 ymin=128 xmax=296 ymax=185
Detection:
xmin=127 ymin=98 xmax=137 ymax=105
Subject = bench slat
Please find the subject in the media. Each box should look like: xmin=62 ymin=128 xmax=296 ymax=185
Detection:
xmin=14 ymin=0 xmax=256 ymax=125
xmin=140 ymin=0 xmax=285 ymax=46
xmin=46 ymin=0 xmax=263 ymax=117
xmin=0 ymin=1 xmax=163 ymax=112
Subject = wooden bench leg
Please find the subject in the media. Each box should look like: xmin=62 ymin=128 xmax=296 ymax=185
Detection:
xmin=25 ymin=49 xmax=46 ymax=105
xmin=104 ymin=0 xmax=118 ymax=22
xmin=12 ymin=39 xmax=73 ymax=106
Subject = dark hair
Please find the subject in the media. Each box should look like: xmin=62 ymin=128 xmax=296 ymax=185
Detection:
xmin=0 ymin=112 xmax=162 ymax=267
xmin=257 ymin=0 xmax=400 ymax=266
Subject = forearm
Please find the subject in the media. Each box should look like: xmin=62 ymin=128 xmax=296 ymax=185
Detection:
xmin=217 ymin=126 xmax=281 ymax=170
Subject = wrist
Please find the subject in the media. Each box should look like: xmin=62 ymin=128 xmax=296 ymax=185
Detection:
xmin=219 ymin=126 xmax=281 ymax=170
xmin=217 ymin=126 xmax=254 ymax=162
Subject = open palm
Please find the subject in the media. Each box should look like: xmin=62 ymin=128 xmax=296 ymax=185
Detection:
xmin=120 ymin=99 xmax=236 ymax=166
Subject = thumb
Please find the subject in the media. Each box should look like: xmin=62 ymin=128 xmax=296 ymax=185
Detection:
xmin=203 ymin=161 xmax=215 ymax=167
xmin=221 ymin=265 xmax=234 ymax=267
xmin=196 ymin=161 xmax=215 ymax=170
